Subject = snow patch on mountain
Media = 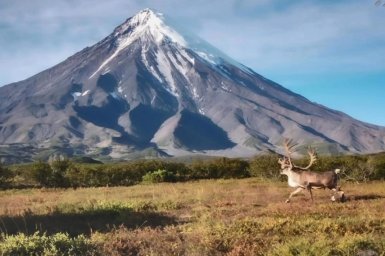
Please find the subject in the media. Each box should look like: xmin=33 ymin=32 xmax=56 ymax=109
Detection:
xmin=72 ymin=90 xmax=90 ymax=100
xmin=156 ymin=48 xmax=178 ymax=96
xmin=72 ymin=92 xmax=82 ymax=100
xmin=141 ymin=48 xmax=163 ymax=83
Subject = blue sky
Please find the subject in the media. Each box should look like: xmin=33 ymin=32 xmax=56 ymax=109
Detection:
xmin=0 ymin=0 xmax=384 ymax=126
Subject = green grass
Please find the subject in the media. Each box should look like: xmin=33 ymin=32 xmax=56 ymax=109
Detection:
xmin=1 ymin=179 xmax=385 ymax=255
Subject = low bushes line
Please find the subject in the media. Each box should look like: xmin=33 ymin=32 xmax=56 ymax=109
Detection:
xmin=2 ymin=152 xmax=385 ymax=188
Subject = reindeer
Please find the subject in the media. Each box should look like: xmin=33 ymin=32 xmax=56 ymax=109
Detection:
xmin=278 ymin=139 xmax=344 ymax=203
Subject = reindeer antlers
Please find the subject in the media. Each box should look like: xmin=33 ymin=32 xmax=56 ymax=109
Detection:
xmin=283 ymin=138 xmax=297 ymax=167
xmin=280 ymin=138 xmax=317 ymax=170
xmin=301 ymin=147 xmax=317 ymax=169
xmin=278 ymin=138 xmax=295 ymax=169
xmin=283 ymin=138 xmax=297 ymax=156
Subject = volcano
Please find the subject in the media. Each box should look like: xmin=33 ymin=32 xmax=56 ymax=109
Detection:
xmin=0 ymin=9 xmax=384 ymax=162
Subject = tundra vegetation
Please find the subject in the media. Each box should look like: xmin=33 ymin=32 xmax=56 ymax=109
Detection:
xmin=0 ymin=153 xmax=384 ymax=255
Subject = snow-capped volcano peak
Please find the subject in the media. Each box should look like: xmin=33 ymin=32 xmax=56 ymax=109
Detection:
xmin=89 ymin=8 xmax=254 ymax=80
xmin=89 ymin=9 xmax=189 ymax=78
xmin=128 ymin=8 xmax=158 ymax=25
xmin=113 ymin=8 xmax=187 ymax=46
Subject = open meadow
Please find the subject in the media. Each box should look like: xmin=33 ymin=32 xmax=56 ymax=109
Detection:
xmin=1 ymin=178 xmax=385 ymax=255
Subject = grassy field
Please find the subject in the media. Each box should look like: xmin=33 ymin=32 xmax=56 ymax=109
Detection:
xmin=1 ymin=178 xmax=385 ymax=255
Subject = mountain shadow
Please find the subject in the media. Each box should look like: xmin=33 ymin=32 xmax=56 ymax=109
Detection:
xmin=73 ymin=74 xmax=132 ymax=141
xmin=173 ymin=110 xmax=235 ymax=151
xmin=130 ymin=104 xmax=174 ymax=143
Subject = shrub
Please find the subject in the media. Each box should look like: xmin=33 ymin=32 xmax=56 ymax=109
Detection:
xmin=216 ymin=158 xmax=250 ymax=179
xmin=190 ymin=158 xmax=249 ymax=179
xmin=142 ymin=169 xmax=176 ymax=183
xmin=65 ymin=164 xmax=90 ymax=188
xmin=339 ymin=155 xmax=372 ymax=182
xmin=50 ymin=158 xmax=72 ymax=187
xmin=367 ymin=153 xmax=385 ymax=180
xmin=6 ymin=152 xmax=385 ymax=188
xmin=30 ymin=161 xmax=53 ymax=187
xmin=29 ymin=159 xmax=73 ymax=187
xmin=0 ymin=232 xmax=97 ymax=256
xmin=0 ymin=163 xmax=13 ymax=188
xmin=249 ymin=154 xmax=280 ymax=180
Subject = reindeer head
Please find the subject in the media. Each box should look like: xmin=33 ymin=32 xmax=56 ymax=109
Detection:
xmin=278 ymin=139 xmax=295 ymax=175
xmin=278 ymin=138 xmax=317 ymax=175
xmin=278 ymin=156 xmax=292 ymax=175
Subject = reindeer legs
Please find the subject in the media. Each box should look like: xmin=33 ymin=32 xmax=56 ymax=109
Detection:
xmin=286 ymin=187 xmax=303 ymax=203
xmin=330 ymin=188 xmax=345 ymax=202
xmin=306 ymin=183 xmax=314 ymax=202
xmin=330 ymin=188 xmax=337 ymax=201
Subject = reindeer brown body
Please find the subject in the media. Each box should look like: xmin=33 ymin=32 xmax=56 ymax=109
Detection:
xmin=279 ymin=139 xmax=344 ymax=203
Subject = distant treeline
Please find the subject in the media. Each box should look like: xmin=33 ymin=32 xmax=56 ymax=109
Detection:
xmin=1 ymin=153 xmax=385 ymax=188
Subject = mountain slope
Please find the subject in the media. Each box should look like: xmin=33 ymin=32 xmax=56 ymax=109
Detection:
xmin=0 ymin=9 xmax=384 ymax=162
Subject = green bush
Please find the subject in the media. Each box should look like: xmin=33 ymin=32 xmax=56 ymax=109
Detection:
xmin=131 ymin=160 xmax=190 ymax=182
xmin=0 ymin=163 xmax=13 ymax=188
xmin=29 ymin=159 xmax=73 ymax=187
xmin=66 ymin=165 xmax=110 ymax=187
xmin=65 ymin=160 xmax=188 ymax=187
xmin=65 ymin=165 xmax=90 ymax=188
xmin=50 ymin=159 xmax=72 ymax=187
xmin=249 ymin=154 xmax=281 ymax=180
xmin=142 ymin=169 xmax=176 ymax=183
xmin=30 ymin=161 xmax=53 ymax=187
xmin=367 ymin=154 xmax=385 ymax=180
xmin=190 ymin=158 xmax=249 ymax=179
xmin=0 ymin=232 xmax=97 ymax=256
xmin=6 ymin=152 xmax=385 ymax=188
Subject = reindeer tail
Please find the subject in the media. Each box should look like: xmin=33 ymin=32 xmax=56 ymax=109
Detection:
xmin=335 ymin=169 xmax=341 ymax=174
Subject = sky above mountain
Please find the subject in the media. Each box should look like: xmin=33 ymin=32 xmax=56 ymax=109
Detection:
xmin=0 ymin=0 xmax=384 ymax=126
